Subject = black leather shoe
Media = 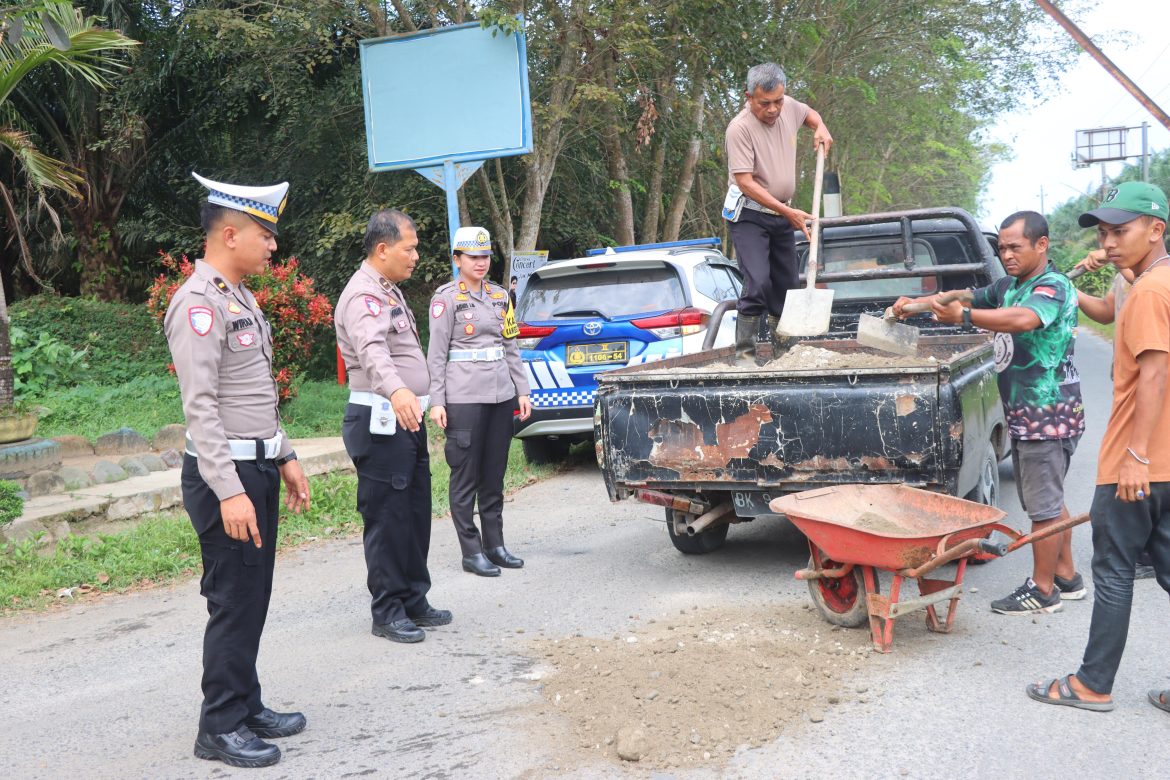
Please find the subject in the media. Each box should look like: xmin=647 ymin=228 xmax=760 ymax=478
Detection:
xmin=371 ymin=618 xmax=425 ymax=643
xmin=409 ymin=606 xmax=453 ymax=627
xmin=485 ymin=546 xmax=524 ymax=569
xmin=462 ymin=553 xmax=501 ymax=577
xmin=244 ymin=707 xmax=306 ymax=738
xmin=194 ymin=727 xmax=280 ymax=768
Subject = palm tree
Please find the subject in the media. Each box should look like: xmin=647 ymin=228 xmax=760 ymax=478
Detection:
xmin=0 ymin=2 xmax=136 ymax=409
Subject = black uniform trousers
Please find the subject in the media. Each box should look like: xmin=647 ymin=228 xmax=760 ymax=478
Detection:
xmin=181 ymin=453 xmax=280 ymax=735
xmin=445 ymin=399 xmax=514 ymax=557
xmin=727 ymin=208 xmax=799 ymax=318
xmin=342 ymin=403 xmax=432 ymax=625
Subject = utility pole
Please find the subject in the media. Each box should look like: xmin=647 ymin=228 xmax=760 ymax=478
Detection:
xmin=1142 ymin=121 xmax=1151 ymax=182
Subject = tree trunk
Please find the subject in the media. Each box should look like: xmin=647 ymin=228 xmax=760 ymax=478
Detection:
xmin=599 ymin=47 xmax=635 ymax=246
xmin=72 ymin=199 xmax=126 ymax=301
xmin=638 ymin=53 xmax=679 ymax=244
xmin=515 ymin=0 xmax=587 ymax=250
xmin=662 ymin=75 xmax=707 ymax=242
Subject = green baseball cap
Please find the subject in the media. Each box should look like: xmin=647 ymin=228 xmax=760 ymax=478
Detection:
xmin=1079 ymin=181 xmax=1169 ymax=227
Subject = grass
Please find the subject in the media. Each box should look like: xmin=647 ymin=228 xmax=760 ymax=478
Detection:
xmin=1 ymin=442 xmax=566 ymax=612
xmin=33 ymin=378 xmax=352 ymax=442
xmin=1078 ymin=310 xmax=1114 ymax=341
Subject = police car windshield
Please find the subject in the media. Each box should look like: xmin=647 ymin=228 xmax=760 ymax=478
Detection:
xmin=517 ymin=266 xmax=686 ymax=322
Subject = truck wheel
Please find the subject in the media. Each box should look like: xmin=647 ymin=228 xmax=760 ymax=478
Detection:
xmin=806 ymin=556 xmax=871 ymax=628
xmin=522 ymin=436 xmax=571 ymax=464
xmin=665 ymin=508 xmax=729 ymax=554
xmin=965 ymin=441 xmax=1001 ymax=564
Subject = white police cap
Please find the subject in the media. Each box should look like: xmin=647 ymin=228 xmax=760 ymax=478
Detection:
xmin=193 ymin=171 xmax=289 ymax=235
xmin=453 ymin=226 xmax=492 ymax=256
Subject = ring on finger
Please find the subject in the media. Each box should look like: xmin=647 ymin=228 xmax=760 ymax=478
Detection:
xmin=1138 ymin=490 xmax=1146 ymax=499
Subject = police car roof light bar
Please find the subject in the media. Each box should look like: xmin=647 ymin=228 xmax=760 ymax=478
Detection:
xmin=583 ymin=237 xmax=722 ymax=257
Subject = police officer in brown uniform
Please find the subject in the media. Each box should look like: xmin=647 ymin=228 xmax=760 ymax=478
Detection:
xmin=336 ymin=209 xmax=451 ymax=644
xmin=427 ymin=227 xmax=532 ymax=576
xmin=165 ymin=173 xmax=311 ymax=769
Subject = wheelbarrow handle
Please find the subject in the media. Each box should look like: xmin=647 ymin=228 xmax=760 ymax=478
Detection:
xmin=1003 ymin=512 xmax=1091 ymax=554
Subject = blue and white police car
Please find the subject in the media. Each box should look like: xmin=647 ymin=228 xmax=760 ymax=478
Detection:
xmin=513 ymin=238 xmax=742 ymax=462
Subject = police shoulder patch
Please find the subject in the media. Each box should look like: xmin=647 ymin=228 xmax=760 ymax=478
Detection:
xmin=431 ymin=300 xmax=447 ymax=319
xmin=188 ymin=306 xmax=214 ymax=336
xmin=363 ymin=295 xmax=383 ymax=316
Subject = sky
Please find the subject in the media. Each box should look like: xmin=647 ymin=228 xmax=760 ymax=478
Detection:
xmin=979 ymin=1 xmax=1170 ymax=223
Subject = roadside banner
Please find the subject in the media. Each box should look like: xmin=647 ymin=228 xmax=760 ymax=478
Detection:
xmin=510 ymin=250 xmax=549 ymax=308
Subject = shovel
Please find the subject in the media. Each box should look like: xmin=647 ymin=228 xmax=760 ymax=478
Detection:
xmin=775 ymin=144 xmax=832 ymax=343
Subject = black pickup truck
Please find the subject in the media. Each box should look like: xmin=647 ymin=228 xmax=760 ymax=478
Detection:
xmin=594 ymin=208 xmax=1009 ymax=554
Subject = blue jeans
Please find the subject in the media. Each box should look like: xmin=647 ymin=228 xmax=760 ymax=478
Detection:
xmin=1076 ymin=483 xmax=1170 ymax=694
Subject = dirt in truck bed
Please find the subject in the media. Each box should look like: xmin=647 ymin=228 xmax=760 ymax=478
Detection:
xmin=667 ymin=341 xmax=960 ymax=373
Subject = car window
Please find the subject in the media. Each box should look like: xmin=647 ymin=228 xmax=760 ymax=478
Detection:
xmin=516 ymin=265 xmax=687 ymax=322
xmin=804 ymin=239 xmax=939 ymax=300
xmin=693 ymin=261 xmax=727 ymax=302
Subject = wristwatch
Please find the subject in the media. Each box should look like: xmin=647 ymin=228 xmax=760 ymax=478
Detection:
xmin=274 ymin=452 xmax=298 ymax=467
xmin=961 ymin=307 xmax=973 ymax=327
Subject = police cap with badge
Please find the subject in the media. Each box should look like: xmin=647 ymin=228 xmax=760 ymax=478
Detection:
xmin=194 ymin=171 xmax=289 ymax=234
xmin=453 ymin=226 xmax=492 ymax=256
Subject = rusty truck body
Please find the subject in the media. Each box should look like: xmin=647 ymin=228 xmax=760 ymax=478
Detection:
xmin=593 ymin=208 xmax=1009 ymax=554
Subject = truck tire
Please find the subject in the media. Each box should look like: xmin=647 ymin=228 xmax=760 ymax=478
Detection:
xmin=522 ymin=436 xmax=571 ymax=464
xmin=965 ymin=441 xmax=1001 ymax=564
xmin=806 ymin=555 xmax=871 ymax=629
xmin=665 ymin=508 xmax=729 ymax=554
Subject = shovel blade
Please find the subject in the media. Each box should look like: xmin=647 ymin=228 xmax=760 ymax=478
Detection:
xmin=856 ymin=312 xmax=919 ymax=356
xmin=777 ymin=288 xmax=835 ymax=337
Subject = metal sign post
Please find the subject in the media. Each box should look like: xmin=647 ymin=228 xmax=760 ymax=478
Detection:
xmin=359 ymin=19 xmax=533 ymax=275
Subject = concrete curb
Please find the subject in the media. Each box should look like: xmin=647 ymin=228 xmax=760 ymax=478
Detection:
xmin=1 ymin=438 xmax=353 ymax=544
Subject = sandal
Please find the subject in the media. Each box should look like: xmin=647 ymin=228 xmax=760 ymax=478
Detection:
xmin=1148 ymin=690 xmax=1170 ymax=713
xmin=1026 ymin=675 xmax=1115 ymax=712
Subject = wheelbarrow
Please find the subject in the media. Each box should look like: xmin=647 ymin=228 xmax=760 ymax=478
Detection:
xmin=769 ymin=484 xmax=1089 ymax=653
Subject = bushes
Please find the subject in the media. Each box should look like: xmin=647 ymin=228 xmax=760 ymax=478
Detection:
xmin=9 ymin=296 xmax=171 ymax=385
xmin=9 ymin=325 xmax=89 ymax=397
xmin=147 ymin=253 xmax=333 ymax=401
xmin=0 ymin=481 xmax=23 ymax=527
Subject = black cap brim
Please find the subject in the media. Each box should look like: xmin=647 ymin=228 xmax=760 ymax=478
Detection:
xmin=1078 ymin=207 xmax=1142 ymax=228
xmin=246 ymin=213 xmax=279 ymax=236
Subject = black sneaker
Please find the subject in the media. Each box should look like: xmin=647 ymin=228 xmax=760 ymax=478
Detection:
xmin=1054 ymin=573 xmax=1087 ymax=600
xmin=991 ymin=579 xmax=1062 ymax=615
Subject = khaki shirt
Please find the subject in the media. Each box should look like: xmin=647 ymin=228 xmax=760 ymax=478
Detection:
xmin=426 ymin=279 xmax=529 ymax=406
xmin=163 ymin=259 xmax=293 ymax=501
xmin=725 ymin=98 xmax=811 ymax=204
xmin=336 ymin=261 xmax=429 ymax=398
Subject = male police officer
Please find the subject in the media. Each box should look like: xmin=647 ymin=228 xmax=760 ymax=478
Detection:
xmin=336 ymin=209 xmax=451 ymax=644
xmin=165 ymin=172 xmax=311 ymax=769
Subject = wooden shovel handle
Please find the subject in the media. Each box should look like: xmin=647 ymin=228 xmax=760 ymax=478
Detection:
xmin=886 ymin=289 xmax=974 ymax=317
xmin=804 ymin=144 xmax=826 ymax=291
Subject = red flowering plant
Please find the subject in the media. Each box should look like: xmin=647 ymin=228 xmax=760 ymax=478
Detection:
xmin=146 ymin=251 xmax=333 ymax=402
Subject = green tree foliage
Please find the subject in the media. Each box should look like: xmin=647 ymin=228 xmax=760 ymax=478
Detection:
xmin=5 ymin=0 xmax=1074 ymax=317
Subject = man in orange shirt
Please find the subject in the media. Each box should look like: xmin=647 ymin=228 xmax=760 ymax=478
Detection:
xmin=1028 ymin=181 xmax=1170 ymax=712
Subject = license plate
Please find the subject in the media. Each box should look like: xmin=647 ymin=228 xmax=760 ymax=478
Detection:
xmin=566 ymin=340 xmax=628 ymax=366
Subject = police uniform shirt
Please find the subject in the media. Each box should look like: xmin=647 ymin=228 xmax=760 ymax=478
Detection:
xmin=336 ymin=261 xmax=429 ymax=397
xmin=426 ymin=279 xmax=529 ymax=406
xmin=163 ymin=259 xmax=293 ymax=501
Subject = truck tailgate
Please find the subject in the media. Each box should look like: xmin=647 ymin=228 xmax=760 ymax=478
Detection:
xmin=595 ymin=335 xmax=990 ymax=498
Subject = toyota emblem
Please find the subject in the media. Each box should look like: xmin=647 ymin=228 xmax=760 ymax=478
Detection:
xmin=583 ymin=321 xmax=603 ymax=336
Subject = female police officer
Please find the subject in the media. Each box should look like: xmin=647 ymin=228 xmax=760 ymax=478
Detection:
xmin=427 ymin=227 xmax=532 ymax=576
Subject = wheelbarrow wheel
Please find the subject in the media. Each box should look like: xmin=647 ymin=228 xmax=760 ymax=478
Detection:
xmin=806 ymin=556 xmax=873 ymax=629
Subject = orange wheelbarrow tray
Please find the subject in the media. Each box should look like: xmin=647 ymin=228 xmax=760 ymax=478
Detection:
xmin=769 ymin=484 xmax=1088 ymax=653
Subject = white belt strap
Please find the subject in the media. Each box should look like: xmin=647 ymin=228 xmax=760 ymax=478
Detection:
xmin=349 ymin=390 xmax=430 ymax=412
xmin=741 ymin=197 xmax=790 ymax=216
xmin=448 ymin=347 xmax=505 ymax=362
xmin=186 ymin=432 xmax=283 ymax=460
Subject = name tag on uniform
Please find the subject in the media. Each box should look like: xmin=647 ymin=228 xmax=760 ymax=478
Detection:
xmin=369 ymin=395 xmax=397 ymax=436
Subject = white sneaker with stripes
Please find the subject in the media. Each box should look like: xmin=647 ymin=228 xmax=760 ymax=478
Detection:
xmin=990 ymin=578 xmax=1063 ymax=615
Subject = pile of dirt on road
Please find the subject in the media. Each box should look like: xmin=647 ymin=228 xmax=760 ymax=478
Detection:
xmin=525 ymin=604 xmax=873 ymax=770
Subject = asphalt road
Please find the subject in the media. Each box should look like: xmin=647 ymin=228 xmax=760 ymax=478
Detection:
xmin=3 ymin=330 xmax=1169 ymax=779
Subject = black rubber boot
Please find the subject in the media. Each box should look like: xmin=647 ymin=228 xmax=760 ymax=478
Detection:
xmin=735 ymin=313 xmax=759 ymax=359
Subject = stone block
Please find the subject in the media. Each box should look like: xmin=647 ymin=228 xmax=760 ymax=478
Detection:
xmin=1 ymin=517 xmax=47 ymax=544
xmin=25 ymin=470 xmax=65 ymax=497
xmin=152 ymin=424 xmax=187 ymax=452
xmin=118 ymin=457 xmax=151 ymax=478
xmin=0 ymin=438 xmax=61 ymax=479
xmin=159 ymin=448 xmax=183 ymax=469
xmin=94 ymin=428 xmax=150 ymax=457
xmin=138 ymin=453 xmax=168 ymax=472
xmin=51 ymin=435 xmax=95 ymax=457
xmin=59 ymin=465 xmax=93 ymax=491
xmin=91 ymin=460 xmax=128 ymax=484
